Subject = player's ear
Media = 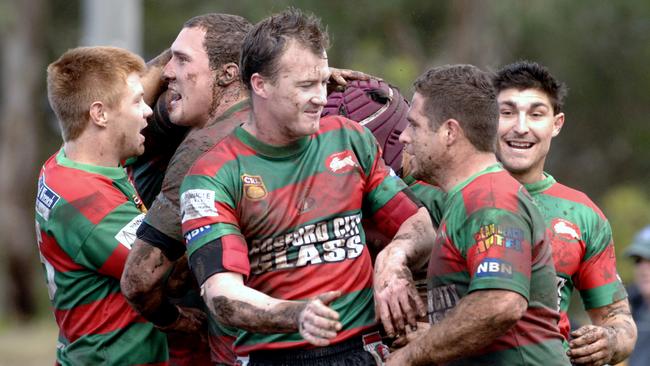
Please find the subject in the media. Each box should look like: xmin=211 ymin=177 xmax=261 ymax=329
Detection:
xmin=443 ymin=119 xmax=461 ymax=146
xmin=551 ymin=112 xmax=565 ymax=137
xmin=217 ymin=62 xmax=239 ymax=87
xmin=250 ymin=73 xmax=269 ymax=99
xmin=89 ymin=101 xmax=108 ymax=127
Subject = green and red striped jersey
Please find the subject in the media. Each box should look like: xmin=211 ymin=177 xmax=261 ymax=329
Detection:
xmin=180 ymin=115 xmax=420 ymax=354
xmin=402 ymin=175 xmax=445 ymax=228
xmin=525 ymin=173 xmax=627 ymax=340
xmin=427 ymin=164 xmax=569 ymax=365
xmin=139 ymin=100 xmax=251 ymax=365
xmin=35 ymin=149 xmax=168 ymax=366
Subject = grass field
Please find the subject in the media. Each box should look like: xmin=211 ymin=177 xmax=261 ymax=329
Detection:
xmin=0 ymin=319 xmax=58 ymax=366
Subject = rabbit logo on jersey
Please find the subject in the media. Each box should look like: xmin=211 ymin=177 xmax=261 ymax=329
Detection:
xmin=325 ymin=150 xmax=358 ymax=174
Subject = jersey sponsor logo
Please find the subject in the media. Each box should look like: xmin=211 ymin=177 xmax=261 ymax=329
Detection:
xmin=551 ymin=218 xmax=581 ymax=242
xmin=241 ymin=174 xmax=268 ymax=201
xmin=248 ymin=214 xmax=364 ymax=275
xmin=184 ymin=225 xmax=212 ymax=244
xmin=475 ymin=258 xmax=513 ymax=278
xmin=114 ymin=213 xmax=145 ymax=249
xmin=180 ymin=189 xmax=218 ymax=223
xmin=35 ymin=175 xmax=60 ymax=221
xmin=325 ymin=150 xmax=359 ymax=174
xmin=475 ymin=224 xmax=523 ymax=253
xmin=427 ymin=284 xmax=460 ymax=324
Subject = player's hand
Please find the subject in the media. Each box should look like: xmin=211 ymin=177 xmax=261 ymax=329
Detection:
xmin=328 ymin=67 xmax=375 ymax=93
xmin=298 ymin=291 xmax=343 ymax=346
xmin=391 ymin=321 xmax=430 ymax=349
xmin=374 ymin=250 xmax=426 ymax=338
xmin=156 ymin=305 xmax=207 ymax=334
xmin=385 ymin=346 xmax=410 ymax=366
xmin=567 ymin=325 xmax=615 ymax=365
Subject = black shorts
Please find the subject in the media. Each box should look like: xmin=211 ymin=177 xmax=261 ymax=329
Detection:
xmin=244 ymin=331 xmax=389 ymax=366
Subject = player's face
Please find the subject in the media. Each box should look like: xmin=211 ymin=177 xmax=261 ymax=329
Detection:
xmin=399 ymin=92 xmax=446 ymax=185
xmin=163 ymin=27 xmax=217 ymax=128
xmin=635 ymin=258 xmax=650 ymax=299
xmin=111 ymin=73 xmax=152 ymax=160
xmin=496 ymin=88 xmax=564 ymax=183
xmin=263 ymin=41 xmax=329 ymax=141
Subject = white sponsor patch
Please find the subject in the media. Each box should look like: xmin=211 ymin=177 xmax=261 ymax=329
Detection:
xmin=181 ymin=189 xmax=217 ymax=223
xmin=35 ymin=176 xmax=60 ymax=220
xmin=114 ymin=213 xmax=145 ymax=249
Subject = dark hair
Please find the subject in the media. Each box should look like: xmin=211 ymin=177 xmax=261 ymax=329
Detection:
xmin=414 ymin=64 xmax=498 ymax=152
xmin=240 ymin=7 xmax=329 ymax=89
xmin=493 ymin=60 xmax=568 ymax=114
xmin=183 ymin=13 xmax=252 ymax=71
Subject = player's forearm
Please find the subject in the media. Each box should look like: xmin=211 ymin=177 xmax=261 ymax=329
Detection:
xmin=398 ymin=290 xmax=526 ymax=365
xmin=142 ymin=49 xmax=171 ymax=106
xmin=384 ymin=208 xmax=435 ymax=269
xmin=121 ymin=239 xmax=175 ymax=322
xmin=590 ymin=300 xmax=637 ymax=363
xmin=203 ymin=272 xmax=304 ymax=333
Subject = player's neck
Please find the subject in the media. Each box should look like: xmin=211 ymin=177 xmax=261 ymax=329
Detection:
xmin=440 ymin=150 xmax=498 ymax=192
xmin=511 ymin=164 xmax=545 ymax=185
xmin=63 ymin=134 xmax=120 ymax=167
xmin=206 ymin=83 xmax=248 ymax=126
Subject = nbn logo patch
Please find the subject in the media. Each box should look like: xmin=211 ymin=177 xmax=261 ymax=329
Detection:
xmin=476 ymin=258 xmax=513 ymax=278
xmin=184 ymin=225 xmax=211 ymax=244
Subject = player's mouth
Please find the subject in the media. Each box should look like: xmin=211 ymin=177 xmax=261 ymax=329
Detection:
xmin=505 ymin=140 xmax=535 ymax=150
xmin=168 ymin=89 xmax=182 ymax=109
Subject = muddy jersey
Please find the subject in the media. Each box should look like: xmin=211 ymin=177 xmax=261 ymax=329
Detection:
xmin=35 ymin=149 xmax=167 ymax=365
xmin=180 ymin=115 xmax=420 ymax=354
xmin=136 ymin=100 xmax=252 ymax=365
xmin=427 ymin=164 xmax=568 ymax=365
xmin=525 ymin=173 xmax=627 ymax=340
xmin=402 ymin=175 xmax=445 ymax=228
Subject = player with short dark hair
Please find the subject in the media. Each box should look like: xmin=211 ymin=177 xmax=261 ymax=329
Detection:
xmin=387 ymin=64 xmax=569 ymax=365
xmin=179 ymin=8 xmax=434 ymax=365
xmin=494 ymin=60 xmax=636 ymax=365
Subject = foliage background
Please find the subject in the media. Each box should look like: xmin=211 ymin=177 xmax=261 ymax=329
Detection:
xmin=0 ymin=0 xmax=648 ymax=364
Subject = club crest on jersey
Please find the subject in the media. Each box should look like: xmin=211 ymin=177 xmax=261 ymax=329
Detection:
xmin=551 ymin=218 xmax=581 ymax=242
xmin=325 ymin=150 xmax=358 ymax=174
xmin=36 ymin=175 xmax=60 ymax=221
xmin=242 ymin=174 xmax=267 ymax=201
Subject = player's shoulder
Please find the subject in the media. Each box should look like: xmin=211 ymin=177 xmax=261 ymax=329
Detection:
xmin=544 ymin=181 xmax=607 ymax=221
xmin=37 ymin=156 xmax=129 ymax=224
xmin=460 ymin=168 xmax=523 ymax=215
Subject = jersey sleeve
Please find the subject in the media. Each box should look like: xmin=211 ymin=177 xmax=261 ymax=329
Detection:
xmin=576 ymin=215 xmax=627 ymax=309
xmin=180 ymin=170 xmax=250 ymax=281
xmin=75 ymin=204 xmax=145 ymax=279
xmin=358 ymin=129 xmax=420 ymax=239
xmin=462 ymin=208 xmax=533 ymax=301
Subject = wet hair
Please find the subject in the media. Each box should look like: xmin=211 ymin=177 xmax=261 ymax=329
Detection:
xmin=414 ymin=64 xmax=498 ymax=152
xmin=240 ymin=7 xmax=330 ymax=89
xmin=183 ymin=13 xmax=253 ymax=71
xmin=493 ymin=60 xmax=568 ymax=114
xmin=46 ymin=46 xmax=145 ymax=141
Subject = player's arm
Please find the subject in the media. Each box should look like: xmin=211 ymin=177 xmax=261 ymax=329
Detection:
xmin=386 ymin=289 xmax=527 ymax=365
xmin=142 ymin=49 xmax=171 ymax=106
xmin=373 ymin=207 xmax=435 ymax=336
xmin=121 ymin=234 xmax=205 ymax=333
xmin=568 ymin=299 xmax=637 ymax=365
xmin=200 ymin=260 xmax=342 ymax=346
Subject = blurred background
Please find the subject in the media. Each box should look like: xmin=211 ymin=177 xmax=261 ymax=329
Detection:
xmin=0 ymin=0 xmax=648 ymax=364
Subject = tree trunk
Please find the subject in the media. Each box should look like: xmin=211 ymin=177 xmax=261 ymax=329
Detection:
xmin=0 ymin=0 xmax=47 ymax=320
